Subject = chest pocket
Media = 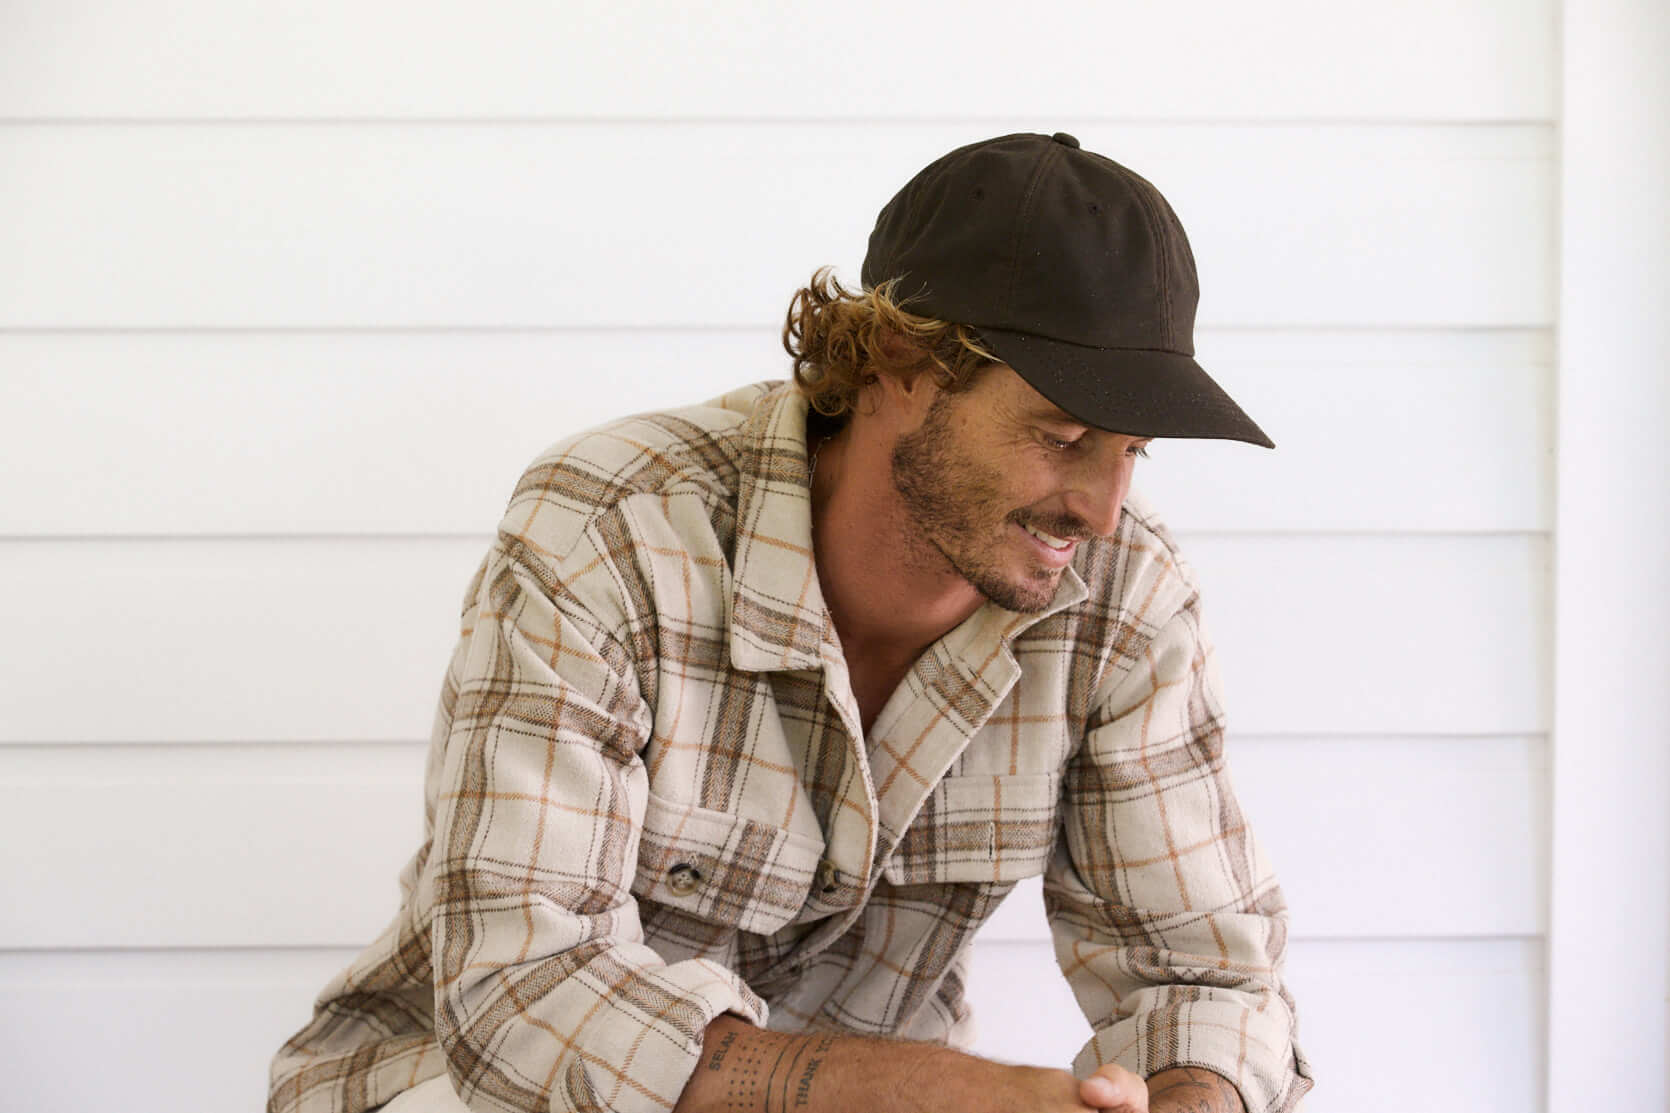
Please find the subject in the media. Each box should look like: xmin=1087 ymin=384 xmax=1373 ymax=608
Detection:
xmin=882 ymin=772 xmax=1062 ymax=886
xmin=633 ymin=792 xmax=825 ymax=935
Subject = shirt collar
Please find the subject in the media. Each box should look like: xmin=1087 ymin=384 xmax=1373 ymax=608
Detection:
xmin=726 ymin=384 xmax=1089 ymax=674
xmin=728 ymin=385 xmax=830 ymax=672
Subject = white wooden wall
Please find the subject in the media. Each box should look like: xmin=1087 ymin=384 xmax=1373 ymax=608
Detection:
xmin=2 ymin=3 xmax=1664 ymax=1111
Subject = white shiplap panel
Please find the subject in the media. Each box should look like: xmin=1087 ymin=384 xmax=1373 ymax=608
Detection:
xmin=0 ymin=937 xmax=1541 ymax=1113
xmin=0 ymin=746 xmax=425 ymax=949
xmin=0 ymin=948 xmax=357 ymax=1113
xmin=0 ymin=539 xmax=482 ymax=745
xmin=1549 ymin=3 xmax=1670 ymax=1108
xmin=0 ymin=534 xmax=1548 ymax=744
xmin=965 ymin=939 xmax=1094 ymax=1066
xmin=0 ymin=124 xmax=1554 ymax=329
xmin=980 ymin=736 xmax=1545 ymax=943
xmin=1281 ymin=937 xmax=1546 ymax=1112
xmin=0 ymin=0 xmax=1555 ymax=121
xmin=1194 ymin=533 xmax=1549 ymax=737
xmin=0 ymin=329 xmax=1553 ymax=537
xmin=1229 ymin=736 xmax=1546 ymax=938
xmin=1155 ymin=331 xmax=1554 ymax=533
xmin=0 ymin=735 xmax=1541 ymax=948
xmin=964 ymin=937 xmax=1544 ymax=1111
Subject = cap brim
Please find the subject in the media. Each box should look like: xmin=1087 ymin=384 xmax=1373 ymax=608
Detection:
xmin=978 ymin=328 xmax=1275 ymax=449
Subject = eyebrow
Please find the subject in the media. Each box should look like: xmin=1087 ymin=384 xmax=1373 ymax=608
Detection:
xmin=1028 ymin=408 xmax=1156 ymax=443
xmin=1026 ymin=402 xmax=1085 ymax=425
xmin=1016 ymin=396 xmax=1155 ymax=440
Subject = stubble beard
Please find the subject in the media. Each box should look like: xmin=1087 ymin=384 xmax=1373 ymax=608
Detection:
xmin=889 ymin=395 xmax=1063 ymax=615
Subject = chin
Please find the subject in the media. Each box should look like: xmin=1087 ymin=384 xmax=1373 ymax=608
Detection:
xmin=974 ymin=568 xmax=1061 ymax=615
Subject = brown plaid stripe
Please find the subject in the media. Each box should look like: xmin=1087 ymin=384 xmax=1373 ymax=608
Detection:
xmin=634 ymin=793 xmax=824 ymax=934
xmin=269 ymin=383 xmax=1309 ymax=1113
xmin=882 ymin=773 xmax=1062 ymax=884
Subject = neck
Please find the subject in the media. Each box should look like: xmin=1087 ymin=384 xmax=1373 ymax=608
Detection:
xmin=809 ymin=426 xmax=985 ymax=660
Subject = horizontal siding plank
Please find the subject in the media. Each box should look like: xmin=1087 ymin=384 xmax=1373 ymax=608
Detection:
xmin=1229 ymin=736 xmax=1546 ymax=938
xmin=981 ymin=736 xmax=1545 ymax=943
xmin=0 ymin=736 xmax=1542 ymax=948
xmin=0 ymin=539 xmax=482 ymax=745
xmin=0 ymin=948 xmax=353 ymax=1113
xmin=0 ymin=0 xmax=1554 ymax=121
xmin=1150 ymin=331 xmax=1554 ymax=532
xmin=0 ymin=746 xmax=426 ymax=950
xmin=1191 ymin=534 xmax=1549 ymax=736
xmin=0 ymin=937 xmax=1542 ymax=1113
xmin=966 ymin=937 xmax=1543 ymax=1110
xmin=0 ymin=124 xmax=1554 ymax=329
xmin=0 ymin=533 xmax=1548 ymax=744
xmin=2 ymin=330 xmax=1553 ymax=536
xmin=1278 ymin=936 xmax=1546 ymax=1112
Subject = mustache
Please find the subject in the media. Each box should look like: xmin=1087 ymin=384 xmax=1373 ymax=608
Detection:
xmin=1010 ymin=510 xmax=1095 ymax=541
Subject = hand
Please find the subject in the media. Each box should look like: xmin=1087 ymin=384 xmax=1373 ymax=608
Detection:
xmin=1143 ymin=1067 xmax=1245 ymax=1113
xmin=955 ymin=1062 xmax=1104 ymax=1113
xmin=1078 ymin=1062 xmax=1149 ymax=1112
xmin=954 ymin=1061 xmax=1139 ymax=1113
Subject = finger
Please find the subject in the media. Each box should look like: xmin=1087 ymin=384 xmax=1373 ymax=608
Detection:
xmin=1079 ymin=1066 xmax=1147 ymax=1112
xmin=1079 ymin=1086 xmax=1141 ymax=1113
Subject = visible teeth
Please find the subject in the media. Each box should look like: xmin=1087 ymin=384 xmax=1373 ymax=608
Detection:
xmin=1024 ymin=523 xmax=1073 ymax=551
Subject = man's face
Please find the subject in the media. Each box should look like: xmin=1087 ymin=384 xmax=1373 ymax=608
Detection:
xmin=889 ymin=366 xmax=1151 ymax=614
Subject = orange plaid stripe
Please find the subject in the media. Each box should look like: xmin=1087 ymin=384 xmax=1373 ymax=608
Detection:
xmin=268 ymin=384 xmax=1309 ymax=1113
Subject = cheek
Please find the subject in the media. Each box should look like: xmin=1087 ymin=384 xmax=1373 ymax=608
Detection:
xmin=993 ymin=462 xmax=1060 ymax=512
xmin=1115 ymin=462 xmax=1136 ymax=501
xmin=1029 ymin=456 xmax=1086 ymax=500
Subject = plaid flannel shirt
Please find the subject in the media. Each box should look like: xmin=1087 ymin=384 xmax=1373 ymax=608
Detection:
xmin=269 ymin=382 xmax=1311 ymax=1113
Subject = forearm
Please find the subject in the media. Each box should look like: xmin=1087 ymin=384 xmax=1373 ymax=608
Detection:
xmin=672 ymin=1015 xmax=1088 ymax=1113
xmin=1146 ymin=1067 xmax=1246 ymax=1113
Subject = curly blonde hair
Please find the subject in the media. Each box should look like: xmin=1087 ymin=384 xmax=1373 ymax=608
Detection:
xmin=782 ymin=268 xmax=999 ymax=419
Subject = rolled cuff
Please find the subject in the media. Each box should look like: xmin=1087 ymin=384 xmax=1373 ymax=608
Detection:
xmin=1072 ymin=998 xmax=1313 ymax=1113
xmin=548 ymin=955 xmax=767 ymax=1113
xmin=440 ymin=948 xmax=767 ymax=1113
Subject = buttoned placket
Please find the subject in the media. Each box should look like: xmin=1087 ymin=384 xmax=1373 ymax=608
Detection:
xmin=752 ymin=577 xmax=1086 ymax=987
xmin=718 ymin=385 xmax=1089 ymax=984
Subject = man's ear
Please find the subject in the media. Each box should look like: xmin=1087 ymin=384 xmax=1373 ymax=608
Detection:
xmin=867 ymin=366 xmax=938 ymax=427
xmin=855 ymin=331 xmax=939 ymax=422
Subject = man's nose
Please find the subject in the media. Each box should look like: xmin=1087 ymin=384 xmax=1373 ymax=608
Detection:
xmin=1065 ymin=460 xmax=1131 ymax=538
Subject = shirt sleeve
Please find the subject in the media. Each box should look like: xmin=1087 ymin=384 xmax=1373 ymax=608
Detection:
xmin=428 ymin=536 xmax=765 ymax=1113
xmin=1046 ymin=591 xmax=1313 ymax=1113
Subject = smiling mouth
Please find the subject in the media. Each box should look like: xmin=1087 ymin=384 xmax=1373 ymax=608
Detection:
xmin=1022 ymin=523 xmax=1076 ymax=551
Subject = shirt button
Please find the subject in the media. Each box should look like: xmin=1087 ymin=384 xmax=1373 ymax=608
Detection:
xmin=666 ymin=863 xmax=702 ymax=896
xmin=816 ymin=858 xmax=840 ymax=894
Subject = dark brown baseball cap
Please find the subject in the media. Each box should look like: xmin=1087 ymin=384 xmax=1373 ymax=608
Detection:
xmin=862 ymin=132 xmax=1273 ymax=448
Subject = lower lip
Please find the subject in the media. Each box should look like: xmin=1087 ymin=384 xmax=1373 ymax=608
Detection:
xmin=1015 ymin=522 xmax=1078 ymax=566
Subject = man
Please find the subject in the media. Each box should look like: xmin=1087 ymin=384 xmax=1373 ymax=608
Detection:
xmin=270 ymin=132 xmax=1311 ymax=1113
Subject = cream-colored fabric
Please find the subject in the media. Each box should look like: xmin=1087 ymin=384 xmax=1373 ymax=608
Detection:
xmin=268 ymin=383 xmax=1310 ymax=1113
xmin=378 ymin=1076 xmax=469 ymax=1113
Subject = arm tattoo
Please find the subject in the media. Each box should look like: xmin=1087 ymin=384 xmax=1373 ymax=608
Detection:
xmin=1146 ymin=1066 xmax=1246 ymax=1113
xmin=705 ymin=1031 xmax=738 ymax=1072
xmin=707 ymin=1030 xmax=838 ymax=1113
xmin=788 ymin=1034 xmax=837 ymax=1108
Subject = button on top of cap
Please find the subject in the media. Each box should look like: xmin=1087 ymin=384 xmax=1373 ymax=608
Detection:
xmin=1050 ymin=132 xmax=1080 ymax=148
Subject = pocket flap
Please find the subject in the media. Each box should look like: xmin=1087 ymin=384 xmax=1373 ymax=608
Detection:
xmin=634 ymin=793 xmax=825 ymax=935
xmin=883 ymin=773 xmax=1061 ymax=886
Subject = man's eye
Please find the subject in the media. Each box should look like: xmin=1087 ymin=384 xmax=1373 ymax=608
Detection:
xmin=1128 ymin=443 xmax=1151 ymax=459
